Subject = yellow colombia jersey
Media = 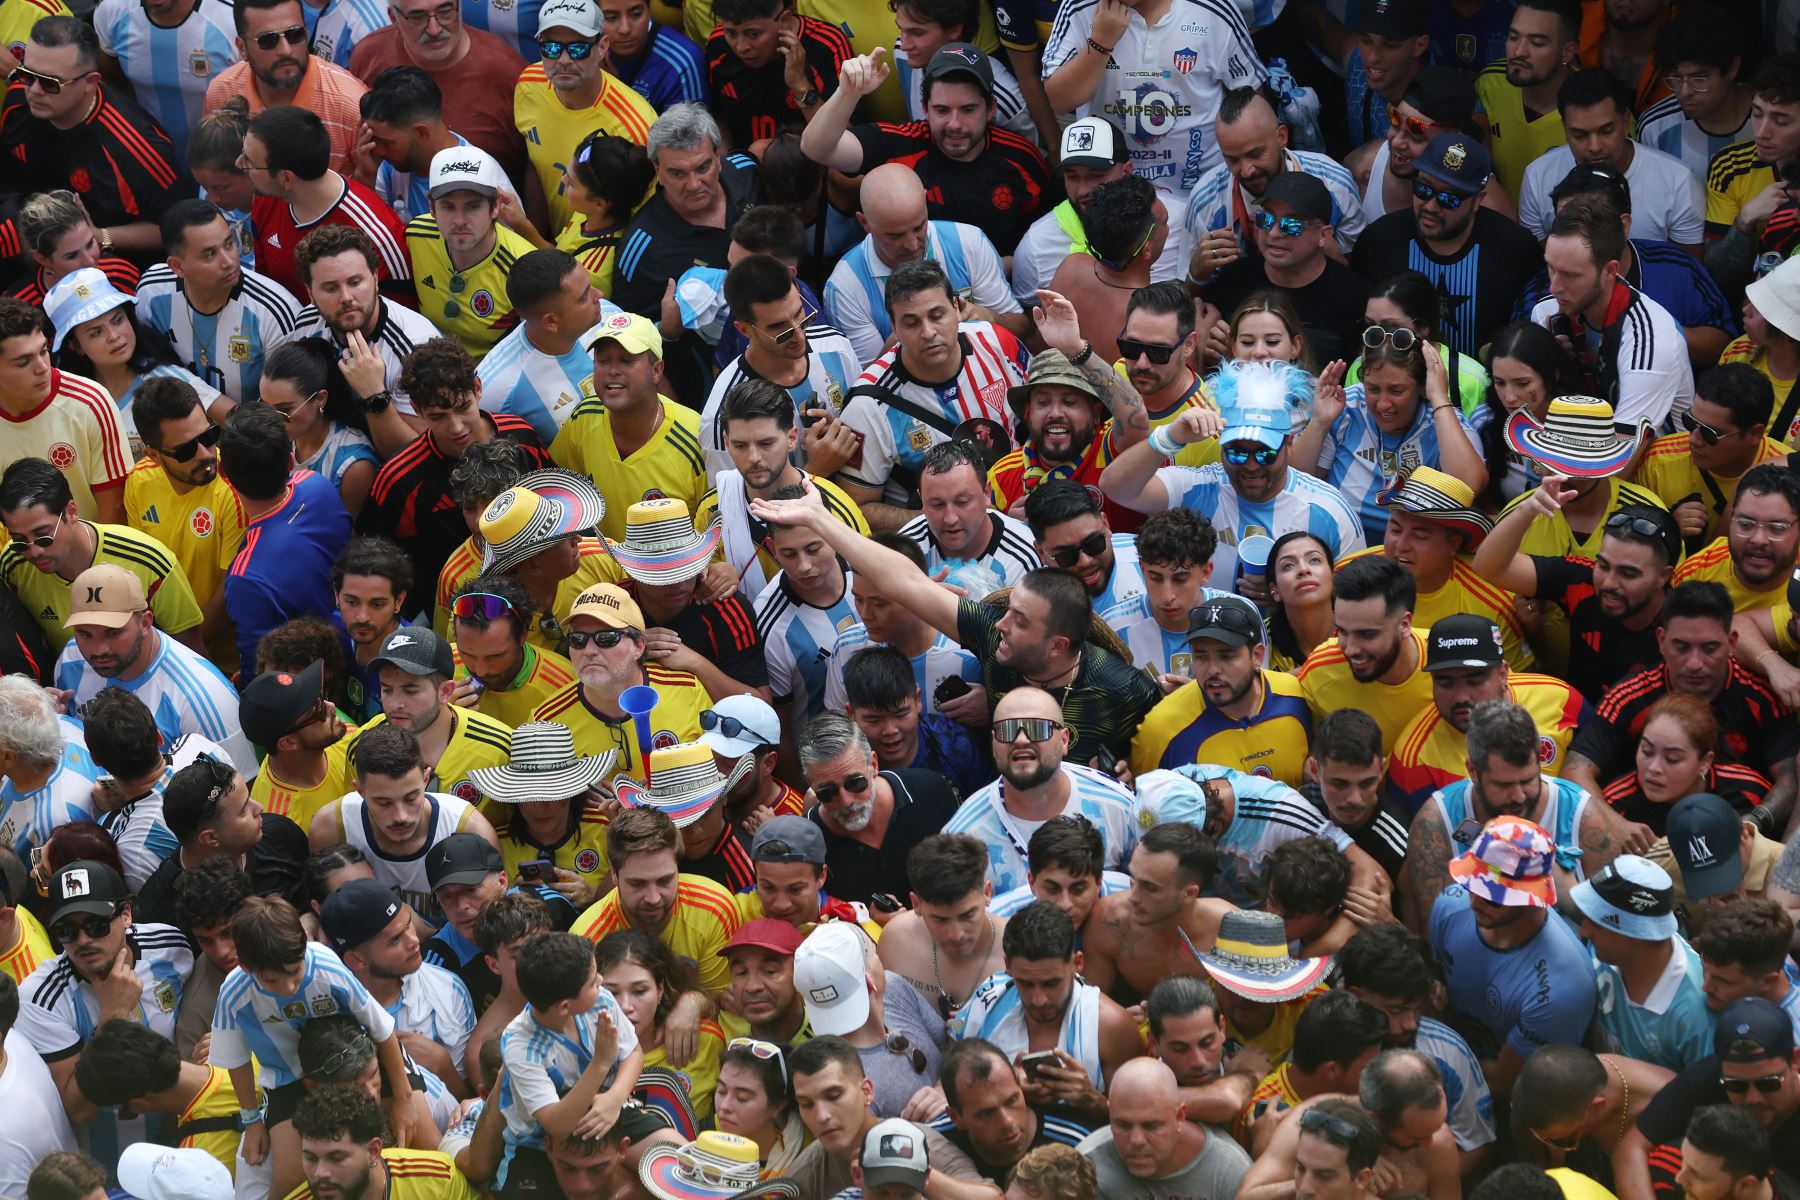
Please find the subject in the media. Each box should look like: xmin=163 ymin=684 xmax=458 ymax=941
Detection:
xmin=693 ymin=473 xmax=868 ymax=586
xmin=436 ymin=535 xmax=627 ymax=646
xmin=1 ymin=521 xmax=206 ymax=652
xmin=1225 ymin=982 xmax=1326 ymax=1066
xmin=0 ymin=0 xmax=68 ymax=58
xmin=1500 ymin=477 xmax=1668 ymax=559
xmin=252 ymin=734 xmax=353 ymax=828
xmin=555 ymin=218 xmax=622 ymax=299
xmin=733 ymin=891 xmax=882 ymax=941
xmin=1235 ymin=1061 xmax=1301 ymax=1145
xmin=1639 ymin=429 xmax=1789 ymax=543
xmin=573 ymin=872 xmax=740 ymax=991
xmin=493 ymin=799 xmax=613 ymax=880
xmin=342 ymin=706 xmax=513 ymax=803
xmin=1296 ymin=629 xmax=1433 ymax=756
xmin=0 ymin=907 xmax=52 ymax=986
xmin=405 ymin=217 xmax=533 ymax=359
xmin=549 ymin=398 xmax=707 ymax=542
xmin=532 ymin=664 xmax=711 ymax=785
xmin=452 ymin=641 xmax=576 ymax=729
xmin=513 ymin=66 xmax=655 ymax=233
xmin=1674 ymin=536 xmax=1789 ymax=614
xmin=178 ymin=1065 xmax=244 ymax=1175
xmin=644 ymin=1020 xmax=724 ymax=1122
xmin=279 ymin=1149 xmax=481 ymax=1200
xmin=718 ymin=1006 xmax=814 ymax=1046
xmin=123 ymin=458 xmax=246 ymax=612
xmin=1721 ymin=336 xmax=1800 ymax=443
xmin=1387 ymin=673 xmax=1589 ymax=812
xmin=1130 ymin=669 xmax=1311 ymax=787
xmin=1475 ymin=62 xmax=1568 ymax=201
xmin=1707 ymin=141 xmax=1774 ymax=237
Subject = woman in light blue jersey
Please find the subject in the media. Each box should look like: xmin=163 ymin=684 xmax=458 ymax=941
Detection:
xmin=259 ymin=338 xmax=379 ymax=520
xmin=1474 ymin=322 xmax=1583 ymax=511
xmin=1346 ymin=271 xmax=1489 ymax=417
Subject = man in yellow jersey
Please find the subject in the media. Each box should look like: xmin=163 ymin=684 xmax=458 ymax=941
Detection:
xmin=1705 ymin=58 xmax=1800 ymax=244
xmin=1234 ymin=992 xmax=1389 ymax=1153
xmin=1476 ymin=0 xmax=1580 ymax=201
xmin=549 ymin=314 xmax=705 ymax=541
xmin=531 ymin=583 xmax=710 ymax=785
xmin=125 ymin=377 xmax=246 ymax=666
xmin=77 ymin=1020 xmax=244 ymax=1176
xmin=1131 ymin=596 xmax=1311 ymax=787
xmin=283 ymin=1084 xmax=481 ymax=1200
xmin=1672 ymin=463 xmax=1800 ymax=613
xmin=572 ymin=801 xmax=741 ymax=994
xmin=514 ymin=0 xmax=656 ymax=232
xmin=449 ymin=574 xmax=577 ymax=728
xmin=1296 ymin=554 xmax=1433 ymax=755
xmin=406 ymin=147 xmax=534 ymax=359
xmin=1640 ymin=365 xmax=1791 ymax=547
xmin=733 ymin=815 xmax=870 ymax=931
xmin=718 ymin=917 xmax=811 ymax=1043
xmin=343 ymin=625 xmax=513 ymax=804
xmin=467 ymin=720 xmax=615 ymax=905
xmin=0 ymin=849 xmax=49 ymax=987
xmin=1 ymin=457 xmax=205 ymax=653
xmin=474 ymin=468 xmax=626 ymax=656
xmin=1387 ymin=615 xmax=1591 ymax=815
xmin=240 ymin=660 xmax=353 ymax=829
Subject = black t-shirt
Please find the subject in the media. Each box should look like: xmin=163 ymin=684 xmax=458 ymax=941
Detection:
xmin=655 ymin=592 xmax=770 ymax=690
xmin=422 ymin=927 xmax=504 ymax=1013
xmin=1352 ymin=209 xmax=1544 ymax=356
xmin=133 ymin=813 xmax=310 ymax=929
xmin=1570 ymin=661 xmax=1800 ymax=782
xmin=1531 ymin=554 xmax=1664 ymax=704
xmin=705 ymin=17 xmax=848 ymax=147
xmin=0 ymin=575 xmax=49 ymax=683
xmin=681 ymin=821 xmax=755 ymax=893
xmin=1204 ymin=256 xmax=1373 ymax=365
xmin=811 ymin=769 xmax=959 ymax=904
xmin=1301 ymin=779 xmax=1410 ymax=888
xmin=849 ymin=122 xmax=1056 ymax=255
xmin=1602 ymin=760 xmax=1770 ymax=835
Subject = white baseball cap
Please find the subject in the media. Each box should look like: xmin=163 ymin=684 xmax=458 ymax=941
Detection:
xmin=427 ymin=146 xmax=506 ymax=200
xmin=536 ymin=0 xmax=602 ymax=37
xmin=700 ymin=694 xmax=781 ymax=760
xmin=794 ymin=921 xmax=870 ymax=1036
xmin=119 ymin=1144 xmax=234 ymax=1200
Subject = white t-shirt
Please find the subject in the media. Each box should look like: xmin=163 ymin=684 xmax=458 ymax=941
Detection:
xmin=392 ymin=962 xmax=478 ymax=1078
xmin=0 ymin=1030 xmax=75 ymax=1198
xmin=1519 ymin=141 xmax=1704 ymax=245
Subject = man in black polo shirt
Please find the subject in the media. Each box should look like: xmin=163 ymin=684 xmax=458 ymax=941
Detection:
xmin=799 ymin=43 xmax=1054 ymax=255
xmin=1473 ymin=492 xmax=1677 ymax=704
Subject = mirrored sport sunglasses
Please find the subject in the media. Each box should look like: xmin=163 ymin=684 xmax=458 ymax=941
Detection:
xmin=537 ymin=37 xmax=595 ymax=59
xmin=1223 ymin=445 xmax=1281 ymax=466
xmin=451 ymin=592 xmax=517 ymax=621
xmin=991 ymin=717 xmax=1064 ymax=744
xmin=1253 ymin=209 xmax=1309 ymax=238
xmin=1411 ymin=179 xmax=1474 ymax=209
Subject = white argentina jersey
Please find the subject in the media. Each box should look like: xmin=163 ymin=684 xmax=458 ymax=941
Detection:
xmin=897 ymin=509 xmax=1041 ymax=589
xmin=1415 ymin=1017 xmax=1497 ymax=1152
xmin=135 ymin=265 xmax=304 ymax=404
xmin=459 ymin=0 xmax=544 ymax=60
xmin=1156 ymin=463 xmax=1367 ymax=583
xmin=823 ymin=623 xmax=981 ymax=718
xmin=756 ymin=570 xmax=860 ymax=722
xmin=944 ymin=762 xmax=1141 ymax=896
xmin=389 ymin=961 xmax=478 ymax=1077
xmin=92 ymin=0 xmax=238 ymax=163
xmin=211 ymin=941 xmax=396 ymax=1086
xmin=699 ymin=328 xmax=862 ymax=482
xmin=19 ymin=924 xmax=193 ymax=1055
xmin=824 ymin=222 xmax=1021 ymax=365
xmin=479 ymin=299 xmax=623 ymax=444
xmin=0 ymin=739 xmax=98 ymax=860
xmin=338 ymin=791 xmax=478 ymax=921
xmin=101 ymin=732 xmax=220 ymax=890
xmin=306 ymin=0 xmax=388 ymax=66
xmin=952 ymin=972 xmax=1106 ymax=1086
xmin=1175 ymin=764 xmax=1353 ymax=908
xmin=1316 ymin=383 xmax=1480 ymax=545
xmin=498 ymin=986 xmax=640 ymax=1148
xmin=1091 ymin=533 xmax=1148 ymax=625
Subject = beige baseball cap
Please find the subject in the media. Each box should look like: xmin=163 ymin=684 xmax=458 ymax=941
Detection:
xmin=566 ymin=583 xmax=645 ymax=631
xmin=64 ymin=564 xmax=147 ymax=629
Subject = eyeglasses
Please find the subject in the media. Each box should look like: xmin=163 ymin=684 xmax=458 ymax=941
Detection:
xmin=1411 ymin=179 xmax=1474 ymax=209
xmin=452 ymin=592 xmax=517 ymax=621
xmin=884 ymin=1034 xmax=928 ymax=1075
xmin=1720 ymin=1072 xmax=1789 ymax=1096
xmin=8 ymin=65 xmax=92 ymax=94
xmin=726 ymin=1037 xmax=789 ymax=1085
xmin=750 ymin=299 xmax=818 ymax=346
xmin=162 ymin=423 xmax=224 ymax=462
xmin=8 ymin=512 xmax=65 ymax=550
xmin=316 ymin=1031 xmax=376 ymax=1078
xmin=1731 ymin=515 xmax=1796 ymax=539
xmin=1362 ymin=325 xmax=1418 ymax=352
xmin=1386 ymin=103 xmax=1442 ymax=142
xmin=398 ymin=1 xmax=456 ymax=25
xmin=1299 ymin=1106 xmax=1364 ymax=1145
xmin=1253 ymin=209 xmax=1310 ymax=238
xmin=538 ymin=37 xmax=595 ymax=59
xmin=1224 ymin=444 xmax=1282 ymax=466
xmin=51 ymin=912 xmax=118 ymax=944
xmin=1531 ymin=1127 xmax=1585 ymax=1153
xmin=1115 ymin=336 xmax=1180 ymax=365
xmin=269 ymin=391 xmax=323 ymax=424
xmin=1682 ymin=411 xmax=1748 ymax=445
xmin=1663 ymin=72 xmax=1717 ymax=94
xmin=701 ymin=709 xmax=768 ymax=743
xmin=812 ymin=773 xmax=871 ymax=805
xmin=566 ymin=628 xmax=628 ymax=650
xmin=250 ymin=24 xmax=308 ymax=50
xmin=1048 ymin=530 xmax=1109 ymax=568
xmin=992 ymin=717 xmax=1064 ymax=744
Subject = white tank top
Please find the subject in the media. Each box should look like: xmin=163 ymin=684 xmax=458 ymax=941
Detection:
xmin=1362 ymin=141 xmax=1393 ymax=225
xmin=338 ymin=791 xmax=471 ymax=923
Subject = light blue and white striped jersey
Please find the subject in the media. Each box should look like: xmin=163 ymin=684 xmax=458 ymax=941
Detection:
xmin=1092 ymin=533 xmax=1149 ymax=626
xmin=497 ymin=986 xmax=639 ymax=1148
xmin=135 ymin=265 xmax=304 ymax=404
xmin=477 ymin=309 xmax=623 ymax=444
xmin=1171 ymin=764 xmax=1352 ymax=908
xmin=989 ymin=870 xmax=1131 ymax=917
xmin=100 ymin=731 xmax=220 ymax=891
xmin=118 ymin=364 xmax=225 ymax=451
xmin=1636 ymin=95 xmax=1753 ymax=188
xmin=389 ymin=960 xmax=478 ymax=1078
xmin=1183 ymin=148 xmax=1365 ymax=262
xmin=1589 ymin=935 xmax=1714 ymax=1072
xmin=699 ymin=328 xmax=862 ymax=481
xmin=92 ymin=0 xmax=238 ymax=164
xmin=297 ymin=422 xmax=379 ymax=491
xmin=305 ymin=0 xmax=389 ymax=66
xmin=755 ymin=569 xmax=859 ymax=721
xmin=952 ymin=971 xmax=1105 ymax=1085
xmin=824 ymin=221 xmax=1022 ymax=364
xmin=897 ymin=42 xmax=1037 ymax=143
xmin=1415 ymin=1017 xmax=1497 ymax=1152
xmin=55 ymin=629 xmax=258 ymax=779
xmin=944 ymin=762 xmax=1141 ymax=896
xmin=1431 ymin=775 xmax=1591 ymax=879
xmin=897 ymin=510 xmax=1041 ymax=590
xmin=1157 ymin=463 xmax=1367 ymax=584
xmin=374 ymin=131 xmax=471 ymax=224
xmin=211 ymin=942 xmax=396 ymax=1086
xmin=0 ymin=739 xmax=98 ymax=861
xmin=18 ymin=924 xmax=192 ymax=1051
xmin=459 ymin=0 xmax=542 ymax=61
xmin=221 ymin=208 xmax=257 ymax=270
xmin=1122 ymin=615 xmax=1193 ymax=678
xmin=822 ymin=622 xmax=981 ymax=718
xmin=1317 ymin=383 xmax=1481 ymax=545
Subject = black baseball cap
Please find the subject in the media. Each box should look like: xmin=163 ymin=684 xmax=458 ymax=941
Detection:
xmin=1354 ymin=0 xmax=1428 ymax=37
xmin=239 ymin=659 xmax=325 ymax=748
xmin=1403 ymin=68 xmax=1478 ymax=133
xmin=370 ymin=627 xmax=455 ymax=679
xmin=1186 ymin=596 xmax=1265 ymax=648
xmin=320 ymin=878 xmax=408 ymax=952
xmin=1424 ymin=614 xmax=1506 ymax=672
xmin=48 ymin=860 xmax=128 ymax=925
xmin=427 ymin=833 xmax=505 ymax=891
xmin=1716 ymin=998 xmax=1795 ymax=1062
xmin=1260 ymin=171 xmax=1333 ymax=224
xmin=1665 ymin=793 xmax=1745 ymax=900
xmin=923 ymin=43 xmax=994 ymax=100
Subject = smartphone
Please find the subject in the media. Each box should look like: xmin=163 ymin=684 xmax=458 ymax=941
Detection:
xmin=1451 ymin=817 xmax=1484 ymax=847
xmin=1020 ymin=1051 xmax=1059 ymax=1079
xmin=1092 ymin=743 xmax=1120 ymax=776
xmin=933 ymin=675 xmax=972 ymax=705
xmin=870 ymin=892 xmax=903 ymax=913
xmin=519 ymin=859 xmax=555 ymax=883
xmin=800 ymin=406 xmax=827 ymax=429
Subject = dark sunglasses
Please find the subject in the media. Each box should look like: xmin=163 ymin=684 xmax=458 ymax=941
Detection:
xmin=1362 ymin=325 xmax=1418 ymax=352
xmin=452 ymin=592 xmax=516 ymax=621
xmin=163 ymin=423 xmax=224 ymax=462
xmin=1721 ymin=1073 xmax=1788 ymax=1096
xmin=1115 ymin=336 xmax=1179 ymax=365
xmin=1049 ymin=530 xmax=1109 ymax=568
xmin=251 ymin=24 xmax=308 ymax=50
xmin=1682 ymin=411 xmax=1745 ymax=445
xmin=1605 ymin=512 xmax=1672 ymax=541
xmin=52 ymin=912 xmax=118 ymax=943
xmin=885 ymin=1034 xmax=928 ymax=1075
xmin=1299 ymin=1106 xmax=1364 ymax=1145
xmin=1253 ymin=209 xmax=1309 ymax=238
xmin=1411 ymin=179 xmax=1473 ymax=209
xmin=1224 ymin=445 xmax=1281 ymax=466
xmin=9 ymin=65 xmax=90 ymax=94
xmin=700 ymin=709 xmax=766 ymax=743
xmin=286 ymin=697 xmax=331 ymax=736
xmin=1532 ymin=1127 xmax=1585 ymax=1153
xmin=538 ymin=37 xmax=594 ymax=59
xmin=751 ymin=300 xmax=817 ymax=346
xmin=813 ymin=773 xmax=871 ymax=805
xmin=566 ymin=628 xmax=627 ymax=650
xmin=1189 ymin=601 xmax=1262 ymax=635
xmin=992 ymin=717 xmax=1064 ymax=744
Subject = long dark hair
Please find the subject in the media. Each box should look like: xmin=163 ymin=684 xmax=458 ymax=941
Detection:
xmin=261 ymin=336 xmax=367 ymax=435
xmin=1479 ymin=322 xmax=1582 ymax=510
xmin=55 ymin=305 xmax=181 ymax=380
xmin=1266 ymin=530 xmax=1332 ymax=666
xmin=595 ymin=927 xmax=695 ymax=1032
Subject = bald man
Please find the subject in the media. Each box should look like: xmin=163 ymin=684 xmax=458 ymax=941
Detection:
xmin=1080 ymin=1058 xmax=1253 ymax=1199
xmin=823 ymin=163 xmax=1026 ymax=362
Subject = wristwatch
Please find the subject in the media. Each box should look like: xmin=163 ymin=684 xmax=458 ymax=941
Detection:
xmin=237 ymin=1106 xmax=265 ymax=1131
xmin=792 ymin=86 xmax=821 ymax=107
xmin=361 ymin=390 xmax=393 ymax=415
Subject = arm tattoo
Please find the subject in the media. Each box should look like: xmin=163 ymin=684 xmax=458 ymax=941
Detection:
xmin=1076 ymin=355 xmax=1150 ymax=436
xmin=1580 ymin=809 xmax=1622 ymax=872
xmin=1771 ymin=838 xmax=1800 ymax=894
xmin=1408 ymin=809 xmax=1452 ymax=925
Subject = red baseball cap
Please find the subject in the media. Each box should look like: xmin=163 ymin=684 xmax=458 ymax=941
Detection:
xmin=721 ymin=917 xmax=804 ymax=957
